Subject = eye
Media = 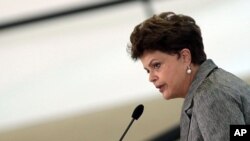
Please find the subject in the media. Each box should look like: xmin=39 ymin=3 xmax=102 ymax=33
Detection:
xmin=143 ymin=67 xmax=150 ymax=74
xmin=152 ymin=62 xmax=161 ymax=70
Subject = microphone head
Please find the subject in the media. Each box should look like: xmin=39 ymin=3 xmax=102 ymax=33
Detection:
xmin=132 ymin=104 xmax=144 ymax=120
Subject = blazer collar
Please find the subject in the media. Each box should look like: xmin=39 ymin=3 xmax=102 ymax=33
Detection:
xmin=183 ymin=59 xmax=218 ymax=111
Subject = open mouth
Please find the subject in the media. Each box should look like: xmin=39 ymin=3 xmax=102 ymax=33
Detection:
xmin=156 ymin=84 xmax=165 ymax=93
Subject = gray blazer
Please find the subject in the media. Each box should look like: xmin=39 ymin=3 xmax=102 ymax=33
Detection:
xmin=180 ymin=59 xmax=250 ymax=141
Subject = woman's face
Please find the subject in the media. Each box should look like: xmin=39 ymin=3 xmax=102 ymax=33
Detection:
xmin=140 ymin=50 xmax=191 ymax=100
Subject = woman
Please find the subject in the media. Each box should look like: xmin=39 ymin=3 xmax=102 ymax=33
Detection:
xmin=127 ymin=12 xmax=250 ymax=141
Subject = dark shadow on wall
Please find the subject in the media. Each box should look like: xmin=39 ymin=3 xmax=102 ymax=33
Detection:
xmin=0 ymin=0 xmax=154 ymax=31
xmin=149 ymin=124 xmax=180 ymax=141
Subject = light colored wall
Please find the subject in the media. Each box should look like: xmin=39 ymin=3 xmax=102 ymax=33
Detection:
xmin=0 ymin=97 xmax=183 ymax=141
xmin=0 ymin=0 xmax=249 ymax=140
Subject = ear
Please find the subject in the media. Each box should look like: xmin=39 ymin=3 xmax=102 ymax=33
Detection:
xmin=180 ymin=48 xmax=191 ymax=65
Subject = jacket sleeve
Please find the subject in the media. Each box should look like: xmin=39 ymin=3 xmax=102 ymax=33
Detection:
xmin=194 ymin=89 xmax=245 ymax=141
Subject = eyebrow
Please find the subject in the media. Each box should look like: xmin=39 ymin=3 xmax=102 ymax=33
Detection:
xmin=144 ymin=59 xmax=157 ymax=70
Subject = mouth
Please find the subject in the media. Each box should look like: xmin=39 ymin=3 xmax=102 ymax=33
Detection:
xmin=156 ymin=84 xmax=165 ymax=93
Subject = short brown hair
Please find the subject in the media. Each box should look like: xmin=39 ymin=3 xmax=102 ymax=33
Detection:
xmin=127 ymin=12 xmax=206 ymax=65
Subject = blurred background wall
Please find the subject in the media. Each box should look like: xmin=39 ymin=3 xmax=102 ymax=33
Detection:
xmin=0 ymin=0 xmax=249 ymax=140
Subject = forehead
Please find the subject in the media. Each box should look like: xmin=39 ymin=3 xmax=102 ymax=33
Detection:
xmin=140 ymin=51 xmax=168 ymax=66
xmin=140 ymin=51 xmax=168 ymax=62
xmin=140 ymin=50 xmax=179 ymax=66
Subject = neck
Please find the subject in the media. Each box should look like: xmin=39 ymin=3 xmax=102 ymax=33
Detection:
xmin=182 ymin=64 xmax=200 ymax=98
xmin=190 ymin=64 xmax=200 ymax=82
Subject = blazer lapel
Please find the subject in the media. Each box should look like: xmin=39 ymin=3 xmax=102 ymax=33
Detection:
xmin=180 ymin=93 xmax=194 ymax=141
xmin=180 ymin=59 xmax=218 ymax=141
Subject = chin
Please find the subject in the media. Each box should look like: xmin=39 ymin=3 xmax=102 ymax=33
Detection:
xmin=162 ymin=92 xmax=172 ymax=100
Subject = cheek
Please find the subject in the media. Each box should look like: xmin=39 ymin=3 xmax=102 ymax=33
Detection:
xmin=159 ymin=67 xmax=175 ymax=83
xmin=163 ymin=65 xmax=184 ymax=86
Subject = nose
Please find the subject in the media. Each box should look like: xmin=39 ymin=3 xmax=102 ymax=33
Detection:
xmin=149 ymin=71 xmax=157 ymax=83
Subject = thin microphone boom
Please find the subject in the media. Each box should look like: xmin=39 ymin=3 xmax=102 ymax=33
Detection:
xmin=119 ymin=104 xmax=144 ymax=141
xmin=119 ymin=118 xmax=135 ymax=141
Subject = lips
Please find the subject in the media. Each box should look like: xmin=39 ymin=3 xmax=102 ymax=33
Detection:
xmin=156 ymin=84 xmax=165 ymax=93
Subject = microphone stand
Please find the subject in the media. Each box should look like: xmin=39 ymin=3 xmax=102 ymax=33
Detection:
xmin=119 ymin=118 xmax=135 ymax=141
xmin=118 ymin=104 xmax=144 ymax=141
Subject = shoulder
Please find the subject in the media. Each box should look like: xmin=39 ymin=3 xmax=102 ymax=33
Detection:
xmin=193 ymin=68 xmax=245 ymax=113
xmin=194 ymin=68 xmax=249 ymax=103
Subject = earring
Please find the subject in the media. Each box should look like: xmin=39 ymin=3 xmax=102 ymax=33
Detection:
xmin=187 ymin=66 xmax=192 ymax=74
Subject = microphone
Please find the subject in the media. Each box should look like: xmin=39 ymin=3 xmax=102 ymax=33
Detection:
xmin=119 ymin=104 xmax=144 ymax=141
